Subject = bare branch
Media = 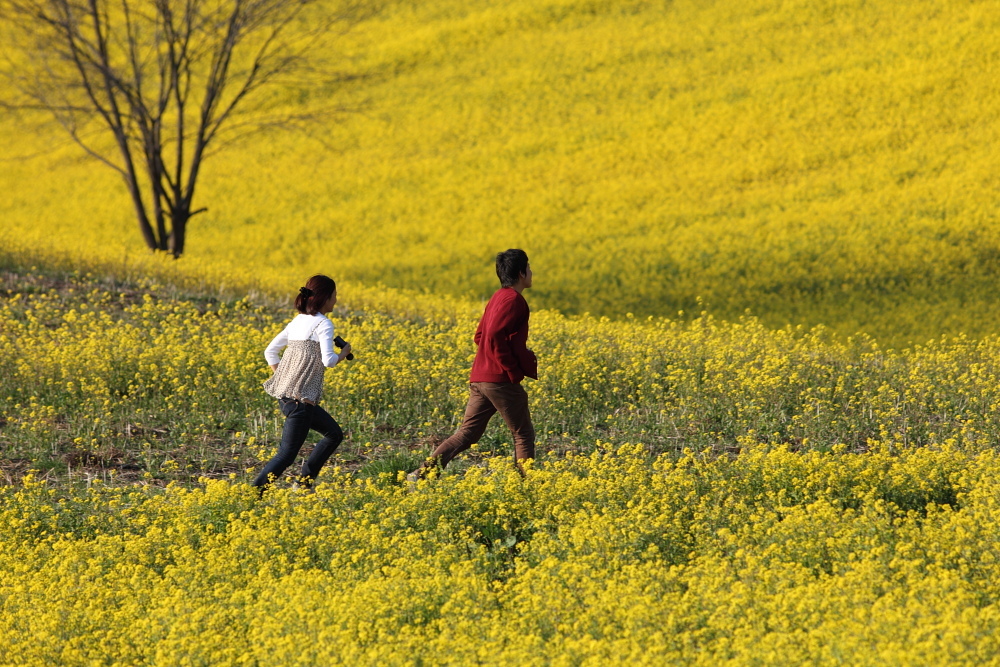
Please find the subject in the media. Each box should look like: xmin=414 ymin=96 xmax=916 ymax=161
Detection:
xmin=61 ymin=117 xmax=127 ymax=175
xmin=2 ymin=0 xmax=380 ymax=256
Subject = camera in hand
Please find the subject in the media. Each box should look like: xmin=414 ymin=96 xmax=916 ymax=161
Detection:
xmin=333 ymin=335 xmax=354 ymax=360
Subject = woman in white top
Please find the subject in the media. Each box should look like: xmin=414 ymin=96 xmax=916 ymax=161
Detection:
xmin=255 ymin=275 xmax=353 ymax=490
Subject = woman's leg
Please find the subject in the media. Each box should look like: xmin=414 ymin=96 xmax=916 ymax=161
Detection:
xmin=299 ymin=405 xmax=344 ymax=482
xmin=254 ymin=399 xmax=312 ymax=488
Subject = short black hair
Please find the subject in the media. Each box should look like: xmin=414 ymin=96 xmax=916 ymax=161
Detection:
xmin=496 ymin=249 xmax=529 ymax=288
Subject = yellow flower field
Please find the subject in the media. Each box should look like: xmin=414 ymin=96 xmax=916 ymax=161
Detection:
xmin=4 ymin=0 xmax=1000 ymax=662
xmin=3 ymin=445 xmax=1000 ymax=665
xmin=6 ymin=272 xmax=1000 ymax=486
xmin=3 ymin=0 xmax=1000 ymax=342
xmin=2 ymin=272 xmax=1000 ymax=662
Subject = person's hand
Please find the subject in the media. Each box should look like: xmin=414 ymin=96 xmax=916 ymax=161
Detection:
xmin=338 ymin=343 xmax=352 ymax=360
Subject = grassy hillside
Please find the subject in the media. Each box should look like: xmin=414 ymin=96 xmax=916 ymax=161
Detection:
xmin=4 ymin=0 xmax=1000 ymax=344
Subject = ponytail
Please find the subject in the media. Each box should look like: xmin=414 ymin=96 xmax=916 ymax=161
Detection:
xmin=294 ymin=275 xmax=336 ymax=314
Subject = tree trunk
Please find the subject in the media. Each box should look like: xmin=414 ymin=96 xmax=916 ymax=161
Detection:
xmin=169 ymin=209 xmax=189 ymax=257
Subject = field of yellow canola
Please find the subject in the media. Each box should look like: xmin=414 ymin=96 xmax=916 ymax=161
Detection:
xmin=4 ymin=0 xmax=1000 ymax=343
xmin=3 ymin=445 xmax=1000 ymax=664
xmin=7 ymin=270 xmax=1000 ymax=486
xmin=4 ymin=266 xmax=1000 ymax=662
xmin=5 ymin=0 xmax=1000 ymax=659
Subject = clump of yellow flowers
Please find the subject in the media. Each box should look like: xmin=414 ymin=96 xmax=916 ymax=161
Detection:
xmin=2 ymin=444 xmax=1000 ymax=664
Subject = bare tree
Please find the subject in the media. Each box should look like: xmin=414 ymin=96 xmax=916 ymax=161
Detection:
xmin=1 ymin=0 xmax=374 ymax=256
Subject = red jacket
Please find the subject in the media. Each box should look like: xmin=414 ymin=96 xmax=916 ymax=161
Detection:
xmin=469 ymin=288 xmax=537 ymax=384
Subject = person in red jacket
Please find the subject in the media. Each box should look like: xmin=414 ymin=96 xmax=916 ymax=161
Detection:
xmin=409 ymin=249 xmax=537 ymax=480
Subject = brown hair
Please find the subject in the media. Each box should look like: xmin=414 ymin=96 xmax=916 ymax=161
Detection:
xmin=294 ymin=275 xmax=336 ymax=315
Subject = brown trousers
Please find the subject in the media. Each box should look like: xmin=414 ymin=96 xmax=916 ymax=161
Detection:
xmin=431 ymin=382 xmax=535 ymax=468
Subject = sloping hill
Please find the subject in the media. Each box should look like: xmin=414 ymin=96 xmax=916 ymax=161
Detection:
xmin=3 ymin=0 xmax=999 ymax=343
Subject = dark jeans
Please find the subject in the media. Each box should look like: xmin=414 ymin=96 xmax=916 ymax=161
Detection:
xmin=430 ymin=382 xmax=535 ymax=468
xmin=254 ymin=398 xmax=343 ymax=488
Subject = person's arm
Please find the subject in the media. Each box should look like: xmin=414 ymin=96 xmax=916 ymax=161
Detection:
xmin=316 ymin=318 xmax=353 ymax=367
xmin=486 ymin=298 xmax=530 ymax=382
xmin=505 ymin=297 xmax=537 ymax=380
xmin=519 ymin=344 xmax=538 ymax=380
xmin=317 ymin=318 xmax=342 ymax=368
xmin=264 ymin=325 xmax=289 ymax=371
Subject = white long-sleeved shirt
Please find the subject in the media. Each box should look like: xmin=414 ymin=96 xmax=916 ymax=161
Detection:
xmin=264 ymin=313 xmax=340 ymax=368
